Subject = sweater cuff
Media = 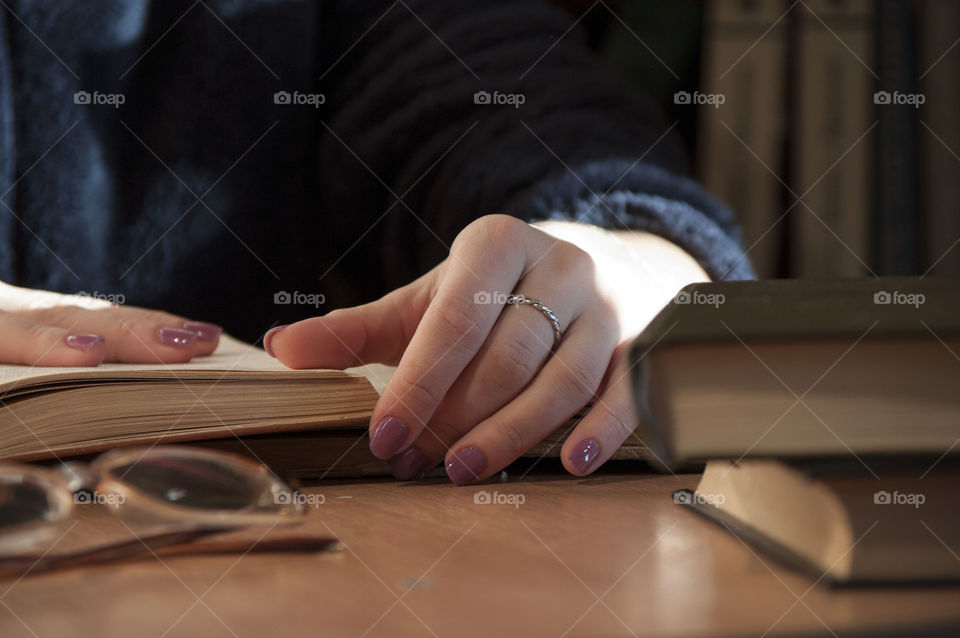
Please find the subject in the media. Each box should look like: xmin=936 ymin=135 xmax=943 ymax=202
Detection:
xmin=506 ymin=159 xmax=756 ymax=282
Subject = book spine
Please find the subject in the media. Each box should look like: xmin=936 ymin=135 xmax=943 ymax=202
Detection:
xmin=628 ymin=334 xmax=676 ymax=471
xmin=917 ymin=0 xmax=960 ymax=275
xmin=873 ymin=0 xmax=919 ymax=275
xmin=698 ymin=0 xmax=789 ymax=278
xmin=790 ymin=0 xmax=875 ymax=277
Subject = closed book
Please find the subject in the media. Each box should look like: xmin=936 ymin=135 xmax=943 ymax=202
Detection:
xmin=629 ymin=277 xmax=960 ymax=466
xmin=682 ymin=458 xmax=960 ymax=583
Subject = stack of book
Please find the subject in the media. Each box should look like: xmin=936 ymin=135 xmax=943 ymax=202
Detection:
xmin=630 ymin=277 xmax=960 ymax=583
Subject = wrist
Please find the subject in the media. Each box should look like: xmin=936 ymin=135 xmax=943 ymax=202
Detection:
xmin=529 ymin=219 xmax=710 ymax=335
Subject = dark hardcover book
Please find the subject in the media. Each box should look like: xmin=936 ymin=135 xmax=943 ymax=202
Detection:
xmin=917 ymin=0 xmax=960 ymax=275
xmin=874 ymin=0 xmax=919 ymax=275
xmin=790 ymin=0 xmax=874 ymax=277
xmin=629 ymin=277 xmax=960 ymax=466
xmin=680 ymin=458 xmax=960 ymax=583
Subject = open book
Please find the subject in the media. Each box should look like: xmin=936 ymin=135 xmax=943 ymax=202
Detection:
xmin=0 ymin=336 xmax=385 ymax=462
xmin=0 ymin=336 xmax=652 ymax=476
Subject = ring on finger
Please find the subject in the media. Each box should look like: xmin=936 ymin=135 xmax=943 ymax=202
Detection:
xmin=505 ymin=294 xmax=562 ymax=351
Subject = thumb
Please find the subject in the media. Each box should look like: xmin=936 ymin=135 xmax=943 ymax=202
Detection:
xmin=266 ymin=270 xmax=436 ymax=370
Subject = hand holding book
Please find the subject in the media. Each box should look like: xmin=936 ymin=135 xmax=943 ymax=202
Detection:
xmin=265 ymin=214 xmax=709 ymax=485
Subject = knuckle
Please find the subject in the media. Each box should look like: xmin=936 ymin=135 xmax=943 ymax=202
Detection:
xmin=598 ymin=399 xmax=638 ymax=440
xmin=484 ymin=337 xmax=542 ymax=393
xmin=22 ymin=304 xmax=76 ymax=326
xmin=22 ymin=320 xmax=55 ymax=344
xmin=115 ymin=307 xmax=186 ymax=331
xmin=547 ymin=241 xmax=594 ymax=279
xmin=433 ymin=295 xmax=483 ymax=347
xmin=455 ymin=214 xmax=524 ymax=253
xmin=591 ymin=309 xmax=622 ymax=346
xmin=552 ymin=355 xmax=603 ymax=404
xmin=115 ymin=317 xmax=142 ymax=340
xmin=393 ymin=375 xmax=444 ymax=418
xmin=494 ymin=418 xmax=528 ymax=458
xmin=19 ymin=322 xmax=57 ymax=363
xmin=139 ymin=310 xmax=184 ymax=326
xmin=481 ymin=214 xmax=526 ymax=243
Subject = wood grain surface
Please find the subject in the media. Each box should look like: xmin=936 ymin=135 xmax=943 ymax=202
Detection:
xmin=1 ymin=472 xmax=958 ymax=638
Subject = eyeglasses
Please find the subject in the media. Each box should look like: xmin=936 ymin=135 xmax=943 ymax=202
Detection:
xmin=0 ymin=445 xmax=325 ymax=573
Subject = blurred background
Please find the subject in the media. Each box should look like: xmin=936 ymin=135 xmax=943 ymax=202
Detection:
xmin=551 ymin=0 xmax=959 ymax=279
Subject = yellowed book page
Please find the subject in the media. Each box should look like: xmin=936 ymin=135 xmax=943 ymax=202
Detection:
xmin=0 ymin=335 xmax=393 ymax=395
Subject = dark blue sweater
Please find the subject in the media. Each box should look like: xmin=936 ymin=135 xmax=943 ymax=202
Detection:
xmin=0 ymin=0 xmax=753 ymax=342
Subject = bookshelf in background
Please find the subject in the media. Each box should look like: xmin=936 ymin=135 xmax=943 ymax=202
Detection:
xmin=698 ymin=0 xmax=789 ymax=279
xmin=790 ymin=0 xmax=874 ymax=278
xmin=917 ymin=0 xmax=960 ymax=277
xmin=875 ymin=0 xmax=919 ymax=275
xmin=561 ymin=0 xmax=957 ymax=278
xmin=696 ymin=0 xmax=959 ymax=278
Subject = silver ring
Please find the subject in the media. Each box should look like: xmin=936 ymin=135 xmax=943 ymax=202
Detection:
xmin=506 ymin=294 xmax=562 ymax=351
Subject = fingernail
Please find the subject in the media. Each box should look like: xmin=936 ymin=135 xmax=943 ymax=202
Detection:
xmin=446 ymin=446 xmax=487 ymax=486
xmin=158 ymin=327 xmax=196 ymax=348
xmin=568 ymin=439 xmax=601 ymax=475
xmin=64 ymin=334 xmax=105 ymax=352
xmin=369 ymin=416 xmax=409 ymax=459
xmin=183 ymin=321 xmax=222 ymax=342
xmin=389 ymin=447 xmax=433 ymax=480
xmin=263 ymin=324 xmax=288 ymax=357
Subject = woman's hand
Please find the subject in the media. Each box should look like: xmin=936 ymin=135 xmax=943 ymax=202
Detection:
xmin=0 ymin=282 xmax=221 ymax=366
xmin=267 ymin=215 xmax=708 ymax=482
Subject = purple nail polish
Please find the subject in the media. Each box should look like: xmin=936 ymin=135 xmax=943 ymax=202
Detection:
xmin=263 ymin=324 xmax=289 ymax=357
xmin=158 ymin=327 xmax=196 ymax=348
xmin=389 ymin=447 xmax=433 ymax=480
xmin=446 ymin=446 xmax=487 ymax=486
xmin=369 ymin=416 xmax=409 ymax=459
xmin=568 ymin=439 xmax=601 ymax=475
xmin=64 ymin=334 xmax=105 ymax=352
xmin=183 ymin=321 xmax=222 ymax=342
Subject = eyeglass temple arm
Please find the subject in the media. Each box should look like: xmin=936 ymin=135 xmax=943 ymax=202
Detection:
xmin=0 ymin=526 xmax=338 ymax=577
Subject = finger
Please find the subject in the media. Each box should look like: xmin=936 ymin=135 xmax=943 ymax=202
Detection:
xmin=368 ymin=216 xmax=531 ymax=459
xmin=266 ymin=269 xmax=437 ymax=369
xmin=0 ymin=309 xmax=106 ymax=366
xmin=18 ymin=304 xmax=221 ymax=364
xmin=559 ymin=344 xmax=641 ymax=476
xmin=439 ymin=310 xmax=617 ymax=484
xmin=392 ymin=250 xmax=592 ymax=478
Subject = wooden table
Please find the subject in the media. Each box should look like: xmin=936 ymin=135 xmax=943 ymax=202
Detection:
xmin=2 ymin=471 xmax=958 ymax=637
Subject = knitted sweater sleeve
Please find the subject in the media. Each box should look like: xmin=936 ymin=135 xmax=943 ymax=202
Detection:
xmin=317 ymin=0 xmax=755 ymax=287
